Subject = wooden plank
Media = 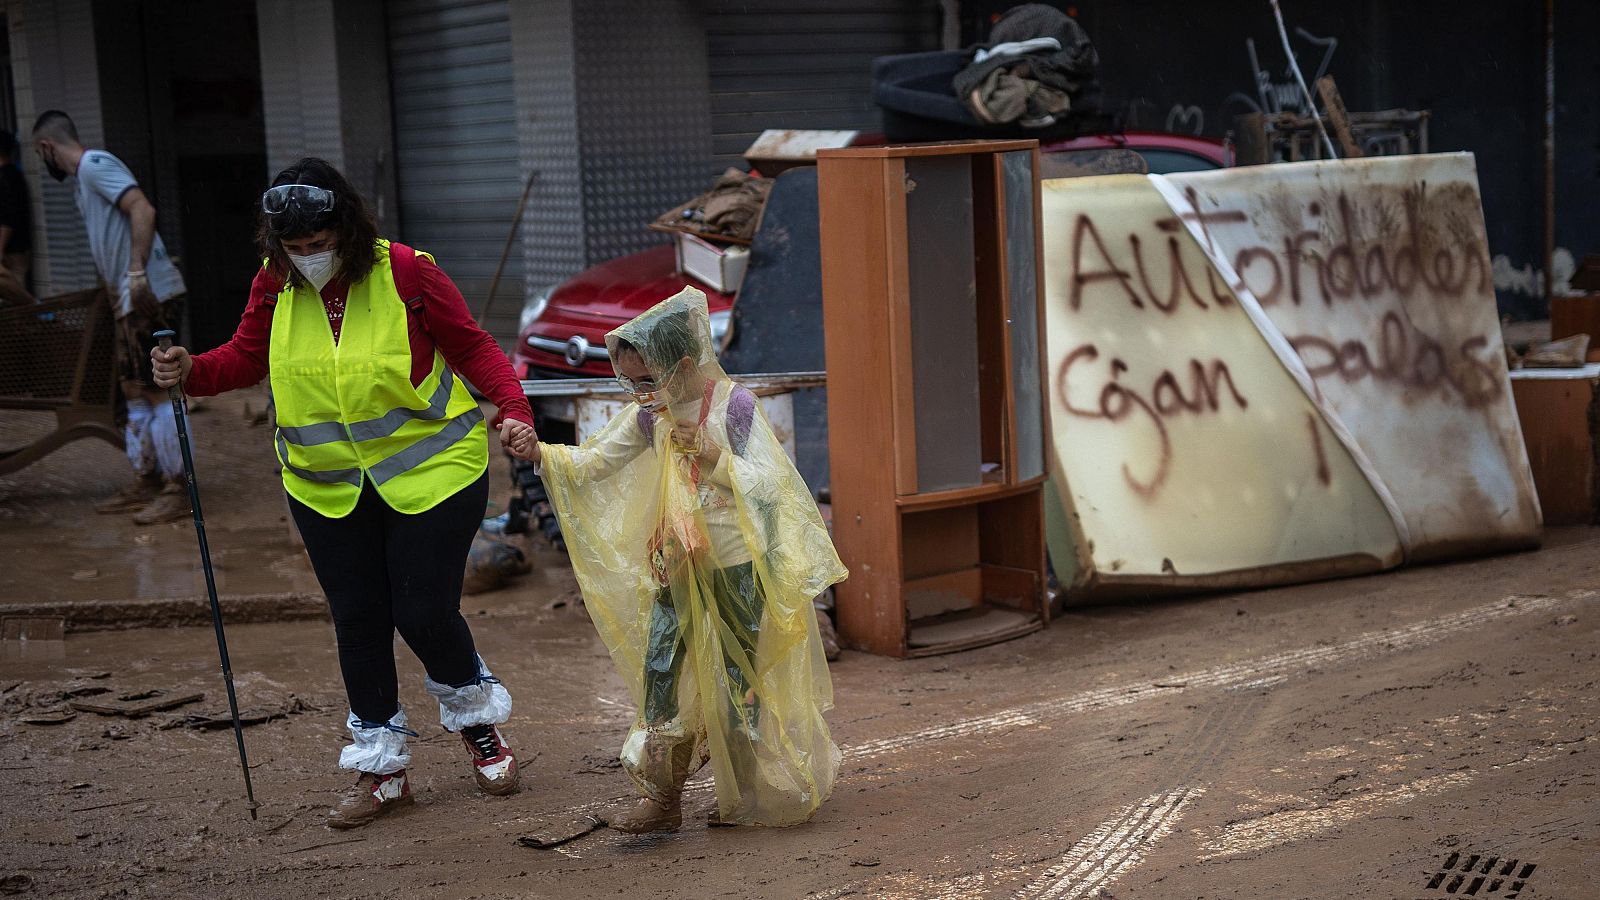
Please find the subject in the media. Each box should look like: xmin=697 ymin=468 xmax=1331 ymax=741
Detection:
xmin=895 ymin=477 xmax=1044 ymax=512
xmin=904 ymin=567 xmax=981 ymax=620
xmin=819 ymin=139 xmax=1040 ymax=160
xmin=1510 ymin=376 xmax=1600 ymax=525
xmin=1315 ymin=76 xmax=1363 ymax=159
xmin=820 ymin=154 xmax=906 ymax=656
xmin=906 ymin=605 xmax=1042 ymax=654
xmin=980 ymin=562 xmax=1041 ymax=613
xmin=70 ymin=690 xmax=205 ymax=717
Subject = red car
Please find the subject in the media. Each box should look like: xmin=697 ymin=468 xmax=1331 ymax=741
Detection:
xmin=513 ymin=132 xmax=1231 ymax=429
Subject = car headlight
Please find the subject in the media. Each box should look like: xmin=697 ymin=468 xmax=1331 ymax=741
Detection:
xmin=519 ymin=284 xmax=555 ymax=333
xmin=709 ymin=309 xmax=732 ymax=347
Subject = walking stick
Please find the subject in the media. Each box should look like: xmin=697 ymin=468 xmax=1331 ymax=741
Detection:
xmin=152 ymin=330 xmax=259 ymax=820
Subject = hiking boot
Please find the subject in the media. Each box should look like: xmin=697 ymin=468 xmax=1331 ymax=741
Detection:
xmin=460 ymin=724 xmax=520 ymax=796
xmin=96 ymin=474 xmax=163 ymax=514
xmin=132 ymin=479 xmax=190 ymax=525
xmin=327 ymin=770 xmax=413 ymax=829
xmin=608 ymin=796 xmax=682 ymax=834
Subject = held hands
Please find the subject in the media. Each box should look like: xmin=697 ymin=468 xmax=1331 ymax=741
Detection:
xmin=149 ymin=344 xmax=191 ymax=389
xmin=498 ymin=418 xmax=541 ymax=465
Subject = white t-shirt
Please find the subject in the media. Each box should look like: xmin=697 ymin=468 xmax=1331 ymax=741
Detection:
xmin=74 ymin=149 xmax=186 ymax=318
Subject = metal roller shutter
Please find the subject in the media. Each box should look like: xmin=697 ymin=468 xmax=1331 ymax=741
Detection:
xmin=386 ymin=0 xmax=521 ymax=342
xmin=705 ymin=0 xmax=941 ymax=172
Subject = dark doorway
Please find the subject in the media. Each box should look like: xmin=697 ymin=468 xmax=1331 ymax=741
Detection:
xmin=92 ymin=1 xmax=267 ymax=351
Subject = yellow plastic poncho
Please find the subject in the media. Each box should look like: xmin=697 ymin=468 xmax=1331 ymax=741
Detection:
xmin=539 ymin=286 xmax=846 ymax=826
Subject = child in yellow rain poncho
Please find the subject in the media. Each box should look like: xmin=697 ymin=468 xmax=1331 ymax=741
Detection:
xmin=505 ymin=286 xmax=845 ymax=832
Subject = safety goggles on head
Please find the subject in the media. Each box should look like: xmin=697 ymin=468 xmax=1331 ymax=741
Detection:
xmin=261 ymin=184 xmax=336 ymax=216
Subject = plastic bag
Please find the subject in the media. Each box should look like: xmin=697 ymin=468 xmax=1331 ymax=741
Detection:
xmin=539 ymin=286 xmax=846 ymax=825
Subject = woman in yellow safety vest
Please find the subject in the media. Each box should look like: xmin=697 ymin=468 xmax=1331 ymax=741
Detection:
xmin=152 ymin=158 xmax=534 ymax=828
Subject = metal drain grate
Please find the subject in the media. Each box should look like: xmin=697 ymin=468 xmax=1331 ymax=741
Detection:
xmin=1419 ymin=852 xmax=1536 ymax=898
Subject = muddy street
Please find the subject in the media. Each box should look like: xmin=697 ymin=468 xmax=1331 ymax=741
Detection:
xmin=2 ymin=391 xmax=1597 ymax=899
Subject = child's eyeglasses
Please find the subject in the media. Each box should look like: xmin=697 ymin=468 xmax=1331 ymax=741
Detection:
xmin=615 ymin=374 xmax=657 ymax=395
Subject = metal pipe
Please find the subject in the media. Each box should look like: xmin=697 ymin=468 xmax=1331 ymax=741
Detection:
xmin=1544 ymin=0 xmax=1556 ymax=303
xmin=521 ymin=371 xmax=826 ymax=399
xmin=153 ymin=330 xmax=259 ymax=821
xmin=1269 ymin=0 xmax=1337 ymax=159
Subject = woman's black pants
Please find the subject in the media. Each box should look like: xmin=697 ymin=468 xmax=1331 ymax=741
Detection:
xmin=289 ymin=472 xmax=487 ymax=724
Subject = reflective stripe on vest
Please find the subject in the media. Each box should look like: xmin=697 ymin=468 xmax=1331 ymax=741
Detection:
xmin=278 ymin=363 xmax=457 ymax=447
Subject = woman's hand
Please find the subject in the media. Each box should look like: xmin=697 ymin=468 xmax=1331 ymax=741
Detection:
xmin=498 ymin=418 xmax=541 ymax=465
xmin=150 ymin=344 xmax=191 ymax=389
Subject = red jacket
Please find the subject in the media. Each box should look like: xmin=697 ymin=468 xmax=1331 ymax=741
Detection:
xmin=186 ymin=258 xmax=534 ymax=430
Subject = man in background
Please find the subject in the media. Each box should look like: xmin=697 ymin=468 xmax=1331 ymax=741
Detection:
xmin=32 ymin=110 xmax=190 ymax=524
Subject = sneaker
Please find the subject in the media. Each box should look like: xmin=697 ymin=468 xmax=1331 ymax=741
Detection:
xmin=608 ymin=796 xmax=682 ymax=834
xmin=132 ymin=479 xmax=190 ymax=525
xmin=460 ymin=724 xmax=520 ymax=796
xmin=327 ymin=770 xmax=413 ymax=829
xmin=96 ymin=474 xmax=163 ymax=514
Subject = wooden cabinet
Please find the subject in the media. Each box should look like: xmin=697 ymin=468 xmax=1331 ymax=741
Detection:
xmin=818 ymin=140 xmax=1050 ymax=657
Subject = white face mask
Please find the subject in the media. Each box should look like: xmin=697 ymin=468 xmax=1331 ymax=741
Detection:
xmin=289 ymin=250 xmax=337 ymax=292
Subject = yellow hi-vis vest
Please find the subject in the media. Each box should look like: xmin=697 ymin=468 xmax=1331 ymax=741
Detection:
xmin=269 ymin=240 xmax=487 ymax=517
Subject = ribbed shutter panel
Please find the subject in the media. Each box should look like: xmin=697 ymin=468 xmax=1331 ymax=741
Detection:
xmin=386 ymin=0 xmax=521 ymax=344
xmin=705 ymin=0 xmax=941 ymax=173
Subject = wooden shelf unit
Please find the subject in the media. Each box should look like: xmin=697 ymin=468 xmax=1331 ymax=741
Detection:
xmin=818 ymin=140 xmax=1050 ymax=658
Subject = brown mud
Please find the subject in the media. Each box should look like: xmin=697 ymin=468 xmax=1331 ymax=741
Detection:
xmin=1 ymin=390 xmax=1597 ymax=898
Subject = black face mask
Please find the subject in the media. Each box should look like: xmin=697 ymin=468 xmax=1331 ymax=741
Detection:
xmin=41 ymin=148 xmax=68 ymax=183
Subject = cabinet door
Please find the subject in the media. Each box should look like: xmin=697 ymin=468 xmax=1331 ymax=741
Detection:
xmin=904 ymin=155 xmax=983 ymax=493
xmin=1001 ymin=150 xmax=1045 ymax=481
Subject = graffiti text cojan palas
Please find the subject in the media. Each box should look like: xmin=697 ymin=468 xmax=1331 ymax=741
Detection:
xmin=1057 ymin=183 xmax=1502 ymax=498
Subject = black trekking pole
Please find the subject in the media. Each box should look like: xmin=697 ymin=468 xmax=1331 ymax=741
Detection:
xmin=153 ymin=329 xmax=259 ymax=820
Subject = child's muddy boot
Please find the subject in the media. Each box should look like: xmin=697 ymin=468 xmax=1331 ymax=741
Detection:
xmin=609 ymin=795 xmax=682 ymax=834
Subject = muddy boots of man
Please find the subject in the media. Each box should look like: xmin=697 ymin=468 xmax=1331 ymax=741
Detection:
xmin=132 ymin=477 xmax=191 ymax=525
xmin=96 ymin=471 xmax=163 ymax=514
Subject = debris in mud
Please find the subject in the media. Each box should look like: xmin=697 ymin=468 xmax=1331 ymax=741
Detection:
xmin=516 ymin=817 xmax=605 ymax=849
xmin=463 ymin=532 xmax=533 ymax=595
xmin=69 ymin=689 xmax=204 ymax=718
xmin=163 ymin=695 xmax=320 ymax=730
xmin=1553 ymin=614 xmax=1577 ymax=627
xmin=1 ymin=615 xmax=64 ymax=641
xmin=576 ymin=752 xmax=623 ymax=774
xmin=18 ymin=708 xmax=75 ymax=725
xmin=850 ymin=856 xmax=881 ymax=867
xmin=0 ymin=874 xmax=34 ymax=895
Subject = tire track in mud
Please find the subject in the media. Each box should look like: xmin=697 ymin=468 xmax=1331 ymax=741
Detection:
xmin=1011 ymin=786 xmax=1206 ymax=900
xmin=1193 ymin=695 xmax=1600 ymax=861
xmin=1008 ymin=690 xmax=1267 ymax=899
xmin=499 ymin=591 xmax=1588 ymax=835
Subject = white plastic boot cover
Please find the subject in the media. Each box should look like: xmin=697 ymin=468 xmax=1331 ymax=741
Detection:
xmin=339 ymin=708 xmax=415 ymax=775
xmin=424 ymin=655 xmax=512 ymax=732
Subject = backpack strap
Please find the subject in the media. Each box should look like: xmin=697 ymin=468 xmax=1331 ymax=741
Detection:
xmin=388 ymin=240 xmax=429 ymax=330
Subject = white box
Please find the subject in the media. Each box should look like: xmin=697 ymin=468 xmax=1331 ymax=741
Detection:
xmin=674 ymin=232 xmax=750 ymax=294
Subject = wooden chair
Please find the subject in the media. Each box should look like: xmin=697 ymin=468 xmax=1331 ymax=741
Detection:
xmin=0 ymin=288 xmax=124 ymax=475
